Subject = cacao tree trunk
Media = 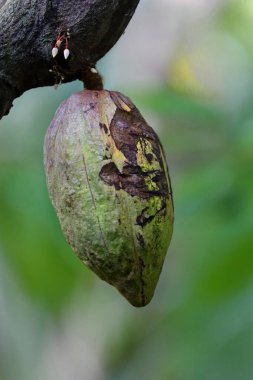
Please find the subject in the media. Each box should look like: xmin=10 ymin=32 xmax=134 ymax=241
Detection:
xmin=0 ymin=0 xmax=140 ymax=119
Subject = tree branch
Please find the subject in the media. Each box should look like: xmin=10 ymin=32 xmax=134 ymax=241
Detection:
xmin=0 ymin=0 xmax=140 ymax=119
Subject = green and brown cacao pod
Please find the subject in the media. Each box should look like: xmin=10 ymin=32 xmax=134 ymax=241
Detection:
xmin=44 ymin=90 xmax=174 ymax=307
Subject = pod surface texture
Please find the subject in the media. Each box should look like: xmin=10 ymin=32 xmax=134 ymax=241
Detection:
xmin=44 ymin=90 xmax=174 ymax=307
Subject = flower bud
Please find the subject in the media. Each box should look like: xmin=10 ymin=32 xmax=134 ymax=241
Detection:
xmin=63 ymin=48 xmax=70 ymax=60
xmin=52 ymin=47 xmax=58 ymax=58
xmin=44 ymin=90 xmax=174 ymax=307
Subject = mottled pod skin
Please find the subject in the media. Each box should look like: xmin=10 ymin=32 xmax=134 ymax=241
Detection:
xmin=44 ymin=90 xmax=174 ymax=307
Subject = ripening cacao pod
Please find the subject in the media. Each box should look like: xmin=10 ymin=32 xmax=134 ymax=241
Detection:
xmin=44 ymin=90 xmax=174 ymax=307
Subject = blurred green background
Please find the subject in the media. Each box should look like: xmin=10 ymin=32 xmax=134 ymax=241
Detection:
xmin=0 ymin=0 xmax=253 ymax=379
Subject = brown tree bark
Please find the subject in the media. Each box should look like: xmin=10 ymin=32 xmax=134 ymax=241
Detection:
xmin=0 ymin=0 xmax=140 ymax=119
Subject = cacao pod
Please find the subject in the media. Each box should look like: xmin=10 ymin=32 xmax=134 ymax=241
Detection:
xmin=44 ymin=90 xmax=174 ymax=307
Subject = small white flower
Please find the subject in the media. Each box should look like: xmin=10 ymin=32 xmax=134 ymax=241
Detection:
xmin=52 ymin=47 xmax=58 ymax=58
xmin=91 ymin=67 xmax=98 ymax=74
xmin=64 ymin=49 xmax=70 ymax=59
